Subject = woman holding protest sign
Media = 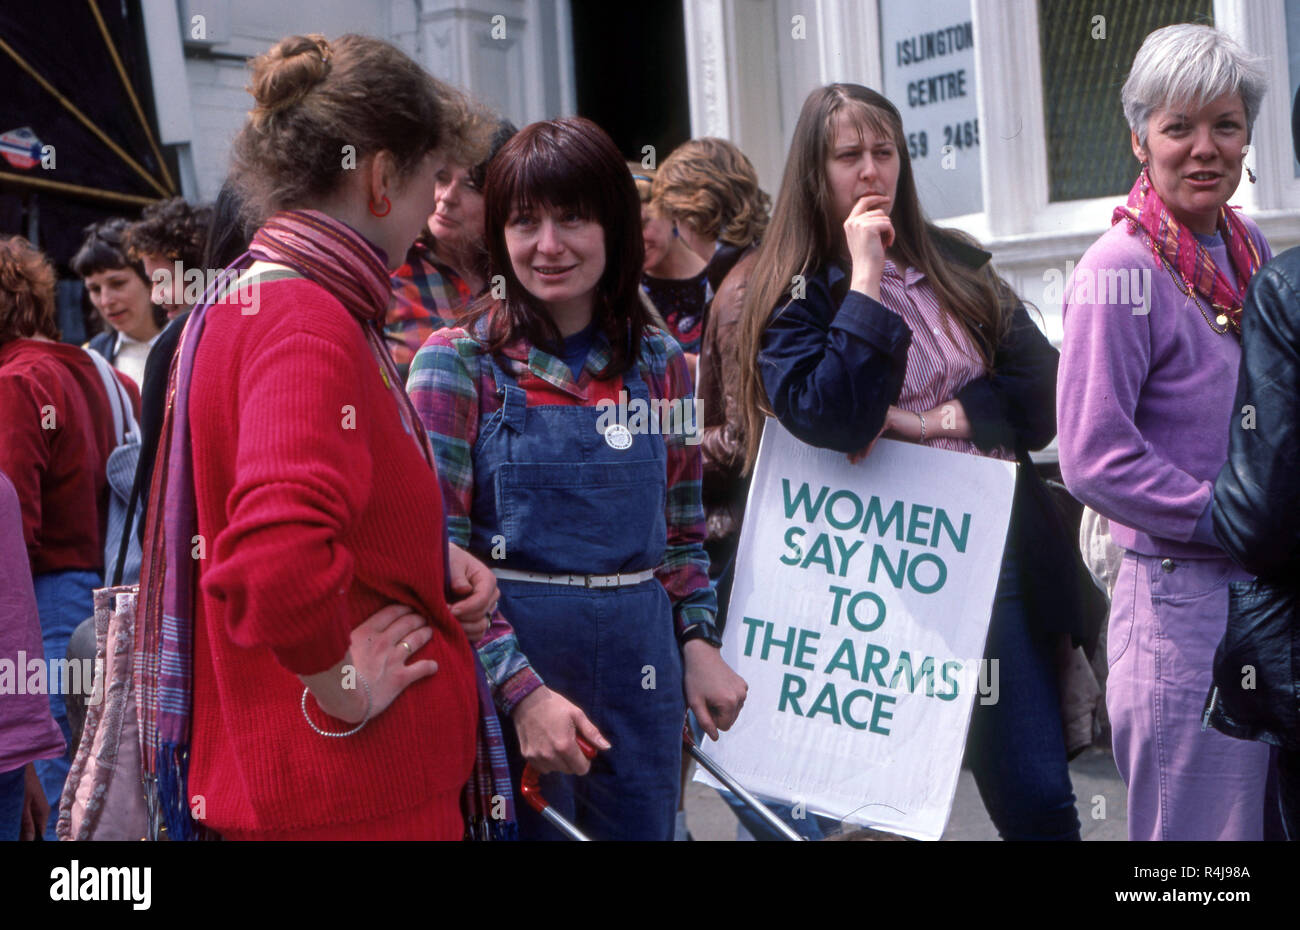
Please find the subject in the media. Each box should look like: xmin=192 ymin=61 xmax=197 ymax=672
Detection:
xmin=407 ymin=116 xmax=748 ymax=840
xmin=1058 ymin=24 xmax=1274 ymax=841
xmin=738 ymin=83 xmax=1096 ymax=840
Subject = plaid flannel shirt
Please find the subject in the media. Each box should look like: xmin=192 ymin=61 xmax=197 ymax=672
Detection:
xmin=407 ymin=314 xmax=717 ymax=715
xmin=386 ymin=240 xmax=473 ymax=374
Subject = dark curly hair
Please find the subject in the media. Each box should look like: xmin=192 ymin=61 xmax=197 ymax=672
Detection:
xmin=70 ymin=217 xmax=148 ymax=283
xmin=124 ymin=197 xmax=213 ymax=269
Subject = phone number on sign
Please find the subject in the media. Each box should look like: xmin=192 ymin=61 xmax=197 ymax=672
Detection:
xmin=906 ymin=120 xmax=980 ymax=159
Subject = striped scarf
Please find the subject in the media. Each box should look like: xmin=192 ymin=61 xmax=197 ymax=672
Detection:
xmin=1113 ymin=167 xmax=1264 ymax=334
xmin=136 ymin=209 xmax=515 ymax=840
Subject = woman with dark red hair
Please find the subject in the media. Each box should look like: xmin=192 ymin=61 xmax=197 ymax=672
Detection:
xmin=408 ymin=117 xmax=748 ymax=841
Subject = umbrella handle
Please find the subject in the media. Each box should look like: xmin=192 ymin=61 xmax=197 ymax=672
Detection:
xmin=520 ymin=735 xmax=598 ymax=814
xmin=519 ymin=736 xmax=599 ymax=842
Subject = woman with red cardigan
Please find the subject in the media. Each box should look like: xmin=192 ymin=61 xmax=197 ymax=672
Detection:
xmin=140 ymin=33 xmax=502 ymax=840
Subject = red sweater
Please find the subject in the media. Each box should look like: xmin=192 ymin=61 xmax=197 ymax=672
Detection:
xmin=188 ymin=274 xmax=477 ymax=839
xmin=0 ymin=338 xmax=138 ymax=575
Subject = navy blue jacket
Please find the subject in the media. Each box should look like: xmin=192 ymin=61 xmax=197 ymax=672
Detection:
xmin=759 ymin=234 xmax=1103 ymax=651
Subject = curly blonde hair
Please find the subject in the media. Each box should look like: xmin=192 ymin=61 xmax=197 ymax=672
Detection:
xmin=650 ymin=138 xmax=770 ymax=248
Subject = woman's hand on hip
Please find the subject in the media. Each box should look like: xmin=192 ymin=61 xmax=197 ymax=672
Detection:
xmin=683 ymin=639 xmax=748 ymax=740
xmin=510 ymin=685 xmax=610 ymax=775
xmin=447 ymin=542 xmax=497 ymax=643
xmin=299 ymin=604 xmax=439 ymax=724
xmin=845 ymin=194 xmax=895 ymax=301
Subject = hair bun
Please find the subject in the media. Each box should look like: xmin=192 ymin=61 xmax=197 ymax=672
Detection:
xmin=249 ymin=34 xmax=332 ymax=116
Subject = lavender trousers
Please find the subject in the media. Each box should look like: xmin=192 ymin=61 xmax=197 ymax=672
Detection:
xmin=1108 ymin=551 xmax=1272 ymax=840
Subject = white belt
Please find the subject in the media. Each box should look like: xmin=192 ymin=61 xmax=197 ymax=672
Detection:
xmin=492 ymin=568 xmax=657 ymax=589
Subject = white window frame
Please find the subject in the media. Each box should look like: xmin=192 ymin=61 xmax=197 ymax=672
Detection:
xmin=960 ymin=0 xmax=1300 ymax=251
xmin=1228 ymin=0 xmax=1300 ymax=216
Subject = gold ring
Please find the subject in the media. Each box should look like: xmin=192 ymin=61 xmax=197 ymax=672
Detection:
xmin=399 ymin=640 xmax=412 ymax=654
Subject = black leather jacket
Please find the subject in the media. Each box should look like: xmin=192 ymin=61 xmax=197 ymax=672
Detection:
xmin=1207 ymin=245 xmax=1300 ymax=750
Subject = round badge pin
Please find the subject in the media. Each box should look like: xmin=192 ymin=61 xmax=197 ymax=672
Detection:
xmin=604 ymin=423 xmax=633 ymax=450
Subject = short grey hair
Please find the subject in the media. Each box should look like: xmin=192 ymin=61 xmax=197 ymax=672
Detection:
xmin=1122 ymin=24 xmax=1268 ymax=147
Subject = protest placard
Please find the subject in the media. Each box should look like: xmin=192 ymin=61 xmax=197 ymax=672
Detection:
xmin=696 ymin=419 xmax=1017 ymax=840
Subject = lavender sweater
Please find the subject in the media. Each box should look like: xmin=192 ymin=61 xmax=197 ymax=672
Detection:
xmin=1058 ymin=216 xmax=1271 ymax=558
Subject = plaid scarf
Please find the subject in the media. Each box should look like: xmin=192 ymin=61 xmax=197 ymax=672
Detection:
xmin=1112 ymin=167 xmax=1264 ymax=334
xmin=137 ymin=209 xmax=515 ymax=840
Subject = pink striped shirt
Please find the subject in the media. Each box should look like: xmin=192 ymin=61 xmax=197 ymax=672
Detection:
xmin=878 ymin=260 xmax=1012 ymax=461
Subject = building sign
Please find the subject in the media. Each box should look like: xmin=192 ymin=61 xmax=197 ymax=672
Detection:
xmin=880 ymin=1 xmax=982 ymax=217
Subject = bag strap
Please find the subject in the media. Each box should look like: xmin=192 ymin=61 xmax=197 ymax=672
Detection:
xmin=112 ymin=264 xmax=305 ymax=587
xmin=85 ymin=345 xmax=140 ymax=587
xmin=82 ymin=346 xmax=140 ymax=445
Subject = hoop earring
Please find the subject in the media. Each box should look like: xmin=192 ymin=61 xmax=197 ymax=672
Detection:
xmin=369 ymin=196 xmax=391 ymax=218
xmin=1246 ymin=165 xmax=1257 ymax=184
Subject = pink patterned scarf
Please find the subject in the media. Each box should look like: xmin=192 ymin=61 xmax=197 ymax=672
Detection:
xmin=1113 ymin=167 xmax=1264 ymax=334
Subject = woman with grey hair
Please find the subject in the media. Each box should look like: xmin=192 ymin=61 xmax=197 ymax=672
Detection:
xmin=1057 ymin=24 xmax=1273 ymax=840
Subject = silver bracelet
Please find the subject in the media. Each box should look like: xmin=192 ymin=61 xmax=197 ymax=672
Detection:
xmin=301 ymin=672 xmax=372 ymax=738
xmin=917 ymin=411 xmax=927 ymax=442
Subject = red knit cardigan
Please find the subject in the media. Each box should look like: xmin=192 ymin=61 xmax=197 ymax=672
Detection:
xmin=186 ymin=276 xmax=476 ymax=839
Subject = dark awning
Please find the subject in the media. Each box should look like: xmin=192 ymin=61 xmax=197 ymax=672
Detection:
xmin=0 ymin=0 xmax=176 ymax=266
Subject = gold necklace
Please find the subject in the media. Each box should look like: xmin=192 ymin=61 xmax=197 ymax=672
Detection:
xmin=1154 ymin=252 xmax=1233 ymax=335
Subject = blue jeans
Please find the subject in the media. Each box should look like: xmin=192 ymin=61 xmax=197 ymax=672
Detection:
xmin=0 ymin=766 xmax=25 ymax=841
xmin=32 ymin=570 xmax=99 ymax=841
xmin=965 ymin=547 xmax=1081 ymax=841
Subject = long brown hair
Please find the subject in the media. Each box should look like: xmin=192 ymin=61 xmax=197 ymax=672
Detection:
xmin=737 ymin=83 xmax=1013 ymax=473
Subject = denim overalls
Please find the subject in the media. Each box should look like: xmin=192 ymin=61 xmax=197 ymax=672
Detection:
xmin=470 ymin=354 xmax=685 ymax=840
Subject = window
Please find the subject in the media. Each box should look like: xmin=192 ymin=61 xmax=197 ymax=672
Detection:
xmin=879 ymin=0 xmax=981 ymax=218
xmin=1038 ymin=0 xmax=1214 ymax=202
xmin=1286 ymin=0 xmax=1300 ymax=176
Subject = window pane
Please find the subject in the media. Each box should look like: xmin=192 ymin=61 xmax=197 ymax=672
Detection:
xmin=1039 ymin=0 xmax=1214 ymax=202
xmin=1286 ymin=0 xmax=1300 ymax=177
xmin=879 ymin=0 xmax=981 ymax=218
